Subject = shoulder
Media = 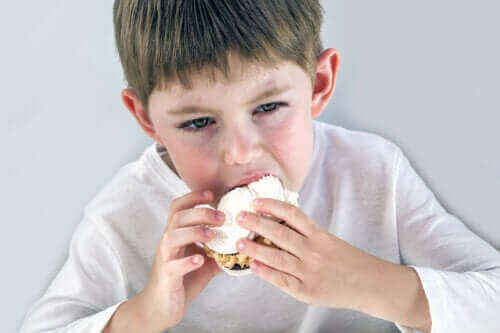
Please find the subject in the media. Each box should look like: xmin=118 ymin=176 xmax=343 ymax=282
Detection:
xmin=314 ymin=120 xmax=402 ymax=168
xmin=82 ymin=144 xmax=177 ymax=234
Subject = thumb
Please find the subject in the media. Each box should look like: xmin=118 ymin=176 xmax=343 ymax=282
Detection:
xmin=183 ymin=248 xmax=222 ymax=306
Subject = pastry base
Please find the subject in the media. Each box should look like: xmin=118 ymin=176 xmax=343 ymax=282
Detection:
xmin=203 ymin=234 xmax=281 ymax=270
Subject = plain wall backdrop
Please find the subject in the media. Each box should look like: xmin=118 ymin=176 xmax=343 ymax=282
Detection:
xmin=5 ymin=1 xmax=499 ymax=332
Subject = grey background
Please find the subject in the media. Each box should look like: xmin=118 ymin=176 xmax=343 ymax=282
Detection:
xmin=4 ymin=1 xmax=499 ymax=332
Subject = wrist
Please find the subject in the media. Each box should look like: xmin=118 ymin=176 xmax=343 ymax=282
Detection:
xmin=103 ymin=291 xmax=167 ymax=333
xmin=355 ymin=260 xmax=431 ymax=331
xmin=134 ymin=290 xmax=170 ymax=332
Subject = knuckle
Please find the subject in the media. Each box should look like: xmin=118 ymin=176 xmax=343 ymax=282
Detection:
xmin=276 ymin=224 xmax=290 ymax=243
xmin=203 ymin=208 xmax=216 ymax=221
xmin=161 ymin=231 xmax=171 ymax=245
xmin=285 ymin=204 xmax=298 ymax=222
xmin=274 ymin=252 xmax=287 ymax=268
xmin=288 ymin=257 xmax=300 ymax=274
xmin=169 ymin=197 xmax=181 ymax=212
xmin=295 ymin=237 xmax=307 ymax=252
xmin=288 ymin=276 xmax=300 ymax=293
xmin=277 ymin=273 xmax=290 ymax=289
xmin=160 ymin=230 xmax=171 ymax=248
xmin=171 ymin=211 xmax=181 ymax=224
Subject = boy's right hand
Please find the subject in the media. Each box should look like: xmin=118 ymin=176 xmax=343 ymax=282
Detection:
xmin=137 ymin=190 xmax=224 ymax=331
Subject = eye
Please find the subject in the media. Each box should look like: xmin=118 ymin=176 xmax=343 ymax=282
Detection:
xmin=178 ymin=117 xmax=215 ymax=132
xmin=178 ymin=102 xmax=287 ymax=133
xmin=255 ymin=102 xmax=281 ymax=113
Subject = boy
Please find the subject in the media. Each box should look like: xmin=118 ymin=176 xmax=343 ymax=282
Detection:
xmin=21 ymin=1 xmax=500 ymax=332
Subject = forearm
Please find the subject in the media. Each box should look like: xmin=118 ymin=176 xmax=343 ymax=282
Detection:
xmin=103 ymin=292 xmax=165 ymax=333
xmin=355 ymin=258 xmax=432 ymax=332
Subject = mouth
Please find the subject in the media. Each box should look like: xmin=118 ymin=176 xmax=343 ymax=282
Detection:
xmin=229 ymin=172 xmax=273 ymax=191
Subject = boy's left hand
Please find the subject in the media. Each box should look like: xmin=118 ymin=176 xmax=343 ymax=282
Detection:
xmin=235 ymin=198 xmax=382 ymax=310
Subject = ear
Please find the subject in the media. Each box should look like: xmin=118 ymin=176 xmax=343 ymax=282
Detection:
xmin=121 ymin=88 xmax=160 ymax=142
xmin=311 ymin=48 xmax=341 ymax=119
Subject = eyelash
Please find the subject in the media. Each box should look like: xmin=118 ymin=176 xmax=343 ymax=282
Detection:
xmin=177 ymin=102 xmax=288 ymax=133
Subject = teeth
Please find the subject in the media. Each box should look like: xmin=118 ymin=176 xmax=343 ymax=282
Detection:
xmin=197 ymin=175 xmax=300 ymax=255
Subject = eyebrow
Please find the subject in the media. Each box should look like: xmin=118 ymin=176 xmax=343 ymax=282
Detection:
xmin=165 ymin=84 xmax=293 ymax=115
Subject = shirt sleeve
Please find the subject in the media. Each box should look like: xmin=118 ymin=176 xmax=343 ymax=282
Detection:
xmin=20 ymin=217 xmax=129 ymax=332
xmin=392 ymin=149 xmax=500 ymax=333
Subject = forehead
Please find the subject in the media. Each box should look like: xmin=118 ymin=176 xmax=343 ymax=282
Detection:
xmin=163 ymin=55 xmax=300 ymax=98
xmin=149 ymin=54 xmax=310 ymax=115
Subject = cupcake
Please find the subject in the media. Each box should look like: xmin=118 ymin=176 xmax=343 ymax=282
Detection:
xmin=195 ymin=175 xmax=299 ymax=277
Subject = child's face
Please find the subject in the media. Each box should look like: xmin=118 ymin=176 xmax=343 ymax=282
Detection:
xmin=124 ymin=49 xmax=339 ymax=204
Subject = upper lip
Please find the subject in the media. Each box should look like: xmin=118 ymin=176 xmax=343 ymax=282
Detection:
xmin=230 ymin=172 xmax=273 ymax=190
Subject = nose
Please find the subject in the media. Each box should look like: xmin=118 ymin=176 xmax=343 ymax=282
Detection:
xmin=223 ymin=126 xmax=263 ymax=166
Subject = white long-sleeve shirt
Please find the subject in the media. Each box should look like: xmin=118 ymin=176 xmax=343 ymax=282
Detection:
xmin=20 ymin=120 xmax=500 ymax=332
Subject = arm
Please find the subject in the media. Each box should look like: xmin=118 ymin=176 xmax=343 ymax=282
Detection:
xmin=389 ymin=150 xmax=500 ymax=332
xmin=353 ymin=255 xmax=431 ymax=332
xmin=20 ymin=217 xmax=132 ymax=332
xmin=102 ymin=291 xmax=166 ymax=333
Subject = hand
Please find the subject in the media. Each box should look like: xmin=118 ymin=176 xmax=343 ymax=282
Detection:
xmin=140 ymin=190 xmax=225 ymax=331
xmin=235 ymin=198 xmax=380 ymax=310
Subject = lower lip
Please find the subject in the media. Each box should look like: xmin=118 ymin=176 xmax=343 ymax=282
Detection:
xmin=232 ymin=173 xmax=271 ymax=190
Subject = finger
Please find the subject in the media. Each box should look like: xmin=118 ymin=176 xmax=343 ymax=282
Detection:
xmin=172 ymin=206 xmax=225 ymax=229
xmin=162 ymin=254 xmax=205 ymax=285
xmin=237 ymin=237 xmax=304 ymax=279
xmin=250 ymin=260 xmax=303 ymax=294
xmin=237 ymin=211 xmax=307 ymax=258
xmin=183 ymin=245 xmax=222 ymax=306
xmin=168 ymin=190 xmax=214 ymax=223
xmin=184 ymin=243 xmax=222 ymax=277
xmin=253 ymin=198 xmax=315 ymax=238
xmin=162 ymin=226 xmax=216 ymax=261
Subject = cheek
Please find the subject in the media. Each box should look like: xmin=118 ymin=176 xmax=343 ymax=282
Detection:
xmin=159 ymin=131 xmax=218 ymax=189
xmin=269 ymin=108 xmax=308 ymax=151
xmin=265 ymin=109 xmax=313 ymax=190
xmin=266 ymin=124 xmax=295 ymax=157
xmin=175 ymin=146 xmax=215 ymax=171
xmin=174 ymin=149 xmax=219 ymax=192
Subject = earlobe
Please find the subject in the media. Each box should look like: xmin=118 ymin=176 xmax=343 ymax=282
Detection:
xmin=311 ymin=48 xmax=341 ymax=119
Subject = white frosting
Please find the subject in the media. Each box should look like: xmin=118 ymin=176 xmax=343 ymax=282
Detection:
xmin=195 ymin=175 xmax=300 ymax=256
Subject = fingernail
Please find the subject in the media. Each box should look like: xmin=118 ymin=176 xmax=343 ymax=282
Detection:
xmin=237 ymin=240 xmax=245 ymax=251
xmin=216 ymin=211 xmax=225 ymax=221
xmin=192 ymin=256 xmax=201 ymax=264
xmin=205 ymin=228 xmax=215 ymax=237
xmin=237 ymin=212 xmax=247 ymax=223
xmin=203 ymin=190 xmax=211 ymax=198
